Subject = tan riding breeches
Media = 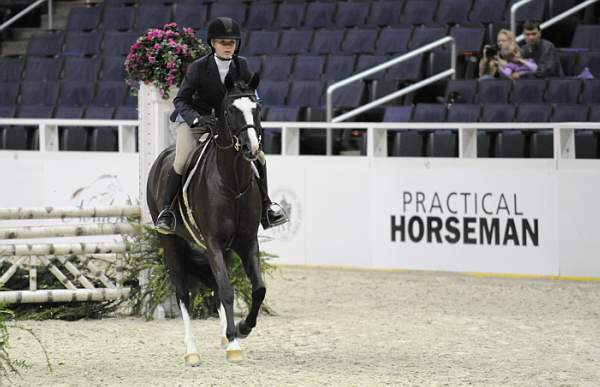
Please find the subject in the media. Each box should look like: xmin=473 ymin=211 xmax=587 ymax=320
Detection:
xmin=173 ymin=122 xmax=196 ymax=175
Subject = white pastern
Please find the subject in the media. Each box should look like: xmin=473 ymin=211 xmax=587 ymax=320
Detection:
xmin=218 ymin=303 xmax=227 ymax=340
xmin=226 ymin=339 xmax=241 ymax=352
xmin=180 ymin=300 xmax=199 ymax=355
xmin=232 ymin=97 xmax=259 ymax=153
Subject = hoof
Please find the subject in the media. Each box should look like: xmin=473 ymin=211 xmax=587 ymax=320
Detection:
xmin=184 ymin=353 xmax=201 ymax=367
xmin=226 ymin=340 xmax=243 ymax=363
xmin=220 ymin=336 xmax=229 ymax=348
xmin=236 ymin=321 xmax=251 ymax=339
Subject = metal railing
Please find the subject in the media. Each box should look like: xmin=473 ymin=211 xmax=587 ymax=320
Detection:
xmin=0 ymin=118 xmax=138 ymax=152
xmin=0 ymin=0 xmax=53 ymax=32
xmin=326 ymin=36 xmax=456 ymax=154
xmin=511 ymin=0 xmax=600 ymax=42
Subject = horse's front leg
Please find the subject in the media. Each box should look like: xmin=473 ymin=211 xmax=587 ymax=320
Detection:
xmin=206 ymin=238 xmax=242 ymax=362
xmin=233 ymin=237 xmax=266 ymax=339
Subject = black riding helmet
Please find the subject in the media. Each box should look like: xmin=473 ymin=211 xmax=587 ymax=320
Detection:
xmin=206 ymin=17 xmax=242 ymax=54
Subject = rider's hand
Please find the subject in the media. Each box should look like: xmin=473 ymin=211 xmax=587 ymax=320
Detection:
xmin=193 ymin=115 xmax=217 ymax=130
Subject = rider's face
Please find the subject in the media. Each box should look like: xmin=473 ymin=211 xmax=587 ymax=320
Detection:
xmin=212 ymin=39 xmax=237 ymax=59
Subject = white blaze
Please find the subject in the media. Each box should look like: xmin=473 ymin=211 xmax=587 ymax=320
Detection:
xmin=232 ymin=97 xmax=259 ymax=154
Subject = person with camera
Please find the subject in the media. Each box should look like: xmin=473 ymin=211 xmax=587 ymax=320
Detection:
xmin=519 ymin=20 xmax=563 ymax=79
xmin=479 ymin=29 xmax=519 ymax=79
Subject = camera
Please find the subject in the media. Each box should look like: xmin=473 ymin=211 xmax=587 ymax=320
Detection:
xmin=485 ymin=44 xmax=500 ymax=57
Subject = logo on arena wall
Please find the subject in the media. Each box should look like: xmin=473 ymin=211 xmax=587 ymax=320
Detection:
xmin=70 ymin=175 xmax=135 ymax=223
xmin=268 ymin=188 xmax=301 ymax=241
xmin=390 ymin=191 xmax=539 ymax=247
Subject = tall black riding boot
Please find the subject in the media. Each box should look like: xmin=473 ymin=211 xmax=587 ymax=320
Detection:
xmin=254 ymin=161 xmax=288 ymax=229
xmin=155 ymin=167 xmax=182 ymax=234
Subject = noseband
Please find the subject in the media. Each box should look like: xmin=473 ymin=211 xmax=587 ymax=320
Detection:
xmin=214 ymin=92 xmax=262 ymax=153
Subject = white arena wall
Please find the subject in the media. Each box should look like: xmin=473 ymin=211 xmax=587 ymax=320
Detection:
xmin=1 ymin=149 xmax=599 ymax=278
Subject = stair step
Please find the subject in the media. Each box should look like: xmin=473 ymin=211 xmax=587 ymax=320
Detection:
xmin=0 ymin=40 xmax=28 ymax=57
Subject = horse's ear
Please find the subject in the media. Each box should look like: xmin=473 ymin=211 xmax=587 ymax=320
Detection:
xmin=224 ymin=73 xmax=235 ymax=92
xmin=248 ymin=72 xmax=260 ymax=91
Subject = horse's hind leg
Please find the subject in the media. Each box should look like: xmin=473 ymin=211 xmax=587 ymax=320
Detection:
xmin=158 ymin=234 xmax=201 ymax=367
xmin=233 ymin=237 xmax=266 ymax=339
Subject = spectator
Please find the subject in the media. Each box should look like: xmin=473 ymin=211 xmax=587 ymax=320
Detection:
xmin=500 ymin=50 xmax=538 ymax=80
xmin=519 ymin=20 xmax=563 ymax=78
xmin=479 ymin=29 xmax=520 ymax=80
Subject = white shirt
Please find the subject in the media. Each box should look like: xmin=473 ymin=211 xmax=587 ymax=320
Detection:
xmin=214 ymin=55 xmax=232 ymax=84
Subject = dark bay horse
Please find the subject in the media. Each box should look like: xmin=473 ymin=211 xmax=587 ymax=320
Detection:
xmin=146 ymin=74 xmax=265 ymax=365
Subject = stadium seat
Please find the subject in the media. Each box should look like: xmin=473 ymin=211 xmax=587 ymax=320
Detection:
xmin=304 ymin=2 xmax=336 ymax=29
xmin=409 ymin=26 xmax=447 ymax=50
xmin=263 ymin=106 xmax=300 ymax=154
xmin=0 ymin=82 xmax=19 ymax=106
xmin=450 ymin=26 xmax=486 ymax=54
xmin=23 ymin=57 xmax=63 ymax=82
xmin=571 ymin=25 xmax=600 ymax=51
xmin=386 ymin=55 xmax=423 ymax=81
xmin=273 ymin=2 xmax=305 ymax=29
xmin=245 ymin=31 xmax=279 ymax=55
xmin=481 ymin=104 xmax=516 ymax=157
xmin=92 ymin=82 xmax=127 ymax=107
xmin=580 ymin=79 xmax=600 ymax=104
xmin=86 ymin=106 xmax=117 ymax=152
xmin=329 ymin=81 xmax=365 ymax=108
xmin=59 ymin=81 xmax=95 ymax=107
xmin=446 ymin=103 xmax=481 ymax=122
xmin=26 ymin=31 xmax=64 ymax=57
xmin=245 ymin=2 xmax=275 ymax=30
xmin=515 ymin=103 xmax=552 ymax=158
xmin=292 ymin=56 xmax=325 ymax=81
xmin=545 ymin=79 xmax=582 ymax=104
xmin=261 ymin=55 xmax=294 ymax=81
xmin=100 ymin=56 xmax=127 ymax=81
xmin=62 ymin=57 xmax=101 ymax=82
xmin=580 ymin=51 xmax=600 ymax=80
xmin=375 ymin=27 xmax=411 ymax=55
xmin=245 ymin=55 xmax=262 ymax=74
xmin=210 ymin=2 xmax=246 ymax=26
xmin=341 ymin=28 xmax=378 ymax=55
xmin=445 ymin=80 xmax=478 ymax=104
xmin=54 ymin=105 xmax=85 ymax=119
xmin=366 ymin=1 xmax=403 ymax=27
xmin=470 ymin=0 xmax=507 ymax=24
xmin=136 ymin=5 xmax=171 ymax=31
xmin=477 ymin=79 xmax=512 ymax=104
xmin=401 ymin=0 xmax=438 ymax=26
xmin=66 ymin=6 xmax=102 ymax=32
xmin=20 ymin=81 xmax=59 ymax=106
xmin=100 ymin=6 xmax=135 ymax=31
xmin=288 ymin=81 xmax=323 ymax=108
xmin=505 ymin=0 xmax=545 ymax=23
xmin=413 ymin=103 xmax=456 ymax=157
xmin=8 ymin=105 xmax=54 ymax=150
xmin=102 ymin=31 xmax=139 ymax=57
xmin=277 ymin=30 xmax=313 ymax=55
xmin=435 ymin=0 xmax=471 ymax=25
xmin=310 ymin=29 xmax=344 ymax=55
xmin=355 ymin=55 xmax=389 ymax=80
xmin=258 ymin=80 xmax=288 ymax=106
xmin=115 ymin=106 xmax=137 ymax=120
xmin=173 ymin=4 xmax=206 ymax=31
xmin=63 ymin=31 xmax=102 ymax=56
xmin=511 ymin=79 xmax=546 ymax=104
xmin=323 ymin=55 xmax=356 ymax=81
xmin=335 ymin=2 xmax=371 ymax=28
xmin=0 ymin=58 xmax=24 ymax=82
xmin=384 ymin=106 xmax=423 ymax=157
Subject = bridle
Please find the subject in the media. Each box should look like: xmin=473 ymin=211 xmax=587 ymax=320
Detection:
xmin=214 ymin=91 xmax=262 ymax=156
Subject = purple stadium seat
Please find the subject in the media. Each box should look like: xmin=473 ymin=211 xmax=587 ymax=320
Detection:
xmin=446 ymin=104 xmax=481 ymax=122
xmin=173 ymin=4 xmax=206 ymax=31
xmin=480 ymin=104 xmax=517 ymax=158
xmin=571 ymin=25 xmax=600 ymax=51
xmin=366 ymin=1 xmax=403 ymax=27
xmin=304 ymin=2 xmax=336 ymax=29
xmin=258 ymin=80 xmax=288 ymax=106
xmin=384 ymin=106 xmax=413 ymax=122
xmin=341 ymin=28 xmax=378 ymax=55
xmin=310 ymin=29 xmax=344 ymax=55
xmin=476 ymin=79 xmax=512 ymax=104
xmin=544 ymin=79 xmax=582 ymax=104
xmin=384 ymin=105 xmax=424 ymax=157
xmin=277 ymin=30 xmax=313 ymax=55
xmin=246 ymin=2 xmax=275 ymax=30
xmin=101 ymin=6 xmax=135 ymax=31
xmin=86 ymin=106 xmax=115 ymax=119
xmin=330 ymin=81 xmax=364 ymax=108
xmin=63 ymin=31 xmax=102 ymax=56
xmin=92 ymin=82 xmax=127 ymax=107
xmin=115 ymin=106 xmax=138 ymax=120
xmin=409 ymin=26 xmax=447 ymax=50
xmin=244 ymin=55 xmax=262 ymax=74
xmin=481 ymin=104 xmax=515 ymax=122
xmin=580 ymin=79 xmax=600 ymax=104
xmin=261 ymin=55 xmax=293 ymax=81
xmin=335 ymin=2 xmax=370 ymax=28
xmin=136 ymin=5 xmax=172 ymax=31
xmin=66 ymin=6 xmax=102 ymax=31
xmin=24 ymin=57 xmax=63 ymax=81
xmin=59 ymin=81 xmax=95 ymax=107
xmin=580 ymin=51 xmax=600 ymax=78
xmin=293 ymin=55 xmax=325 ymax=81
xmin=0 ymin=82 xmax=19 ymax=106
xmin=386 ymin=55 xmax=423 ymax=81
xmin=0 ymin=105 xmax=16 ymax=118
xmin=445 ymin=80 xmax=478 ymax=103
xmin=263 ymin=106 xmax=300 ymax=154
xmin=356 ymin=55 xmax=390 ymax=80
xmin=413 ymin=104 xmax=454 ymax=158
xmin=54 ymin=105 xmax=85 ymax=118
xmin=506 ymin=0 xmax=545 ymax=23
xmin=511 ymin=79 xmax=546 ymax=104
xmin=288 ymin=81 xmax=323 ymax=108
xmin=26 ymin=31 xmax=64 ymax=57
xmin=450 ymin=26 xmax=486 ymax=54
xmin=0 ymin=58 xmax=24 ymax=82
xmin=400 ymin=0 xmax=438 ymax=26
xmin=100 ymin=56 xmax=127 ymax=81
xmin=323 ymin=55 xmax=356 ymax=81
xmin=435 ymin=0 xmax=471 ymax=25
xmin=376 ymin=27 xmax=411 ymax=55
xmin=245 ymin=31 xmax=279 ymax=55
xmin=470 ymin=0 xmax=507 ymax=23
xmin=413 ymin=103 xmax=446 ymax=122
xmin=516 ymin=103 xmax=552 ymax=122
xmin=210 ymin=3 xmax=247 ymax=26
xmin=62 ymin=57 xmax=101 ymax=82
xmin=552 ymin=104 xmax=589 ymax=122
xmin=274 ymin=2 xmax=305 ymax=29
xmin=19 ymin=81 xmax=59 ymax=106
xmin=102 ymin=31 xmax=139 ymax=57
xmin=103 ymin=0 xmax=136 ymax=6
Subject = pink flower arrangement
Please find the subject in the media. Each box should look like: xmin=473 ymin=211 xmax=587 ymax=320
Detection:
xmin=125 ymin=22 xmax=209 ymax=99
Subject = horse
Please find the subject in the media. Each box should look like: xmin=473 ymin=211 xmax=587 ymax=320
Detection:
xmin=146 ymin=73 xmax=266 ymax=365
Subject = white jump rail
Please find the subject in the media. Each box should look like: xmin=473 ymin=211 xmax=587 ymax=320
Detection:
xmin=0 ymin=118 xmax=138 ymax=153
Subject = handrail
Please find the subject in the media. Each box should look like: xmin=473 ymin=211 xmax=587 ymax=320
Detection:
xmin=0 ymin=0 xmax=53 ymax=32
xmin=326 ymin=36 xmax=456 ymax=154
xmin=512 ymin=0 xmax=600 ymax=42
